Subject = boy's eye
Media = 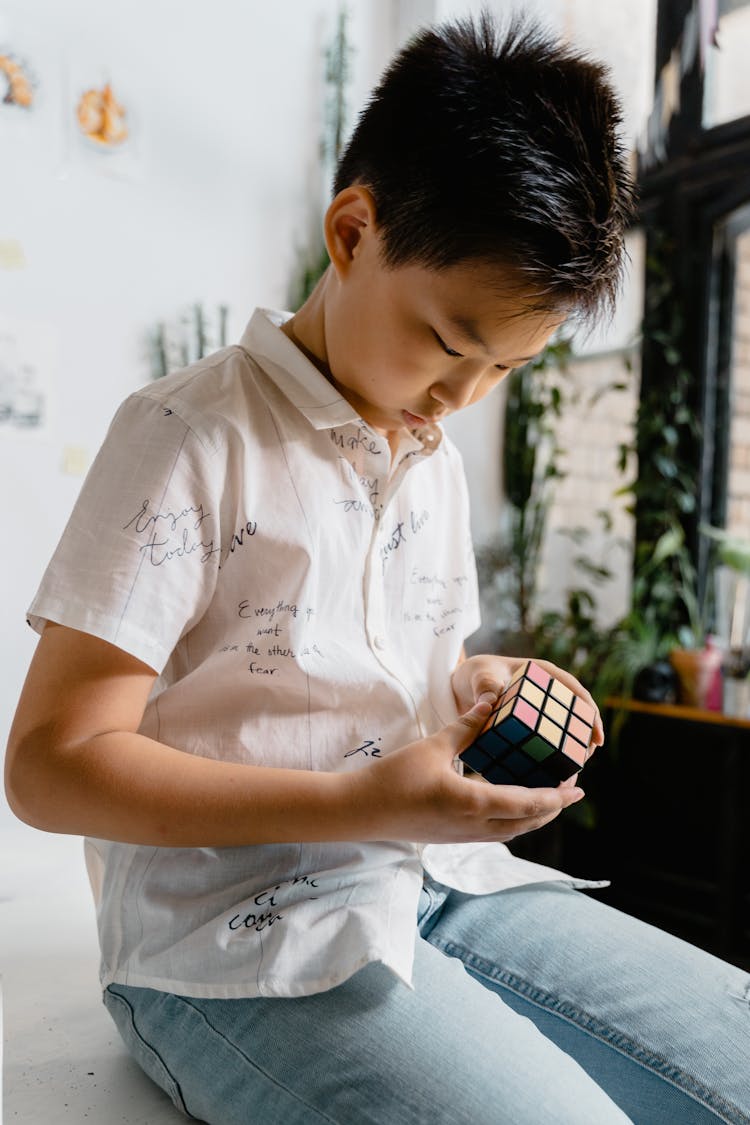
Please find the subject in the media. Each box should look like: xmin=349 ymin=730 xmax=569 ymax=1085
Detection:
xmin=434 ymin=329 xmax=511 ymax=373
xmin=434 ymin=332 xmax=463 ymax=358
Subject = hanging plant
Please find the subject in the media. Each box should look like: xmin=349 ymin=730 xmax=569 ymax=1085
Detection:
xmin=288 ymin=7 xmax=352 ymax=309
xmin=622 ymin=227 xmax=703 ymax=645
xmin=502 ymin=338 xmax=572 ymax=637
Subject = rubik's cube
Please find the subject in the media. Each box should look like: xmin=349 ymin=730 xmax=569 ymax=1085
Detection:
xmin=460 ymin=660 xmax=595 ymax=787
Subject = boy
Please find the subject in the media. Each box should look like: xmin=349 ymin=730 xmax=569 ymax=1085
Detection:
xmin=6 ymin=14 xmax=749 ymax=1125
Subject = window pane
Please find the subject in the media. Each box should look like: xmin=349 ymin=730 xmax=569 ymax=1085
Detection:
xmin=703 ymin=0 xmax=750 ymax=129
xmin=726 ymin=221 xmax=750 ymax=540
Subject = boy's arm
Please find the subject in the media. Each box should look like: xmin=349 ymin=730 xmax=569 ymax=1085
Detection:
xmin=5 ymin=624 xmax=583 ymax=847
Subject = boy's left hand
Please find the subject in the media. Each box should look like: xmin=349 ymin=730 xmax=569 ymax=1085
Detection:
xmin=452 ymin=653 xmax=604 ymax=752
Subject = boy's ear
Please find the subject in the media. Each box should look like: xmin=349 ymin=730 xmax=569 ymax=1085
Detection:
xmin=324 ymin=186 xmax=378 ymax=277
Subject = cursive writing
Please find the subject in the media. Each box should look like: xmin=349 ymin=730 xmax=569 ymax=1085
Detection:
xmin=379 ymin=509 xmax=431 ymax=573
xmin=248 ymin=661 xmax=278 ymax=675
xmin=239 ymin=599 xmax=298 ymax=623
xmin=124 ymin=499 xmax=209 ymax=535
xmin=334 ymin=497 xmax=375 ymax=516
xmin=433 ymin=622 xmax=456 ymax=637
xmin=330 ymin=427 xmax=382 ymax=455
xmin=411 ymin=568 xmax=447 ymax=589
xmin=379 ymin=520 xmax=406 ymax=569
xmin=226 ymin=875 xmax=322 ymax=935
xmin=124 ymin=499 xmax=220 ymax=567
xmin=137 ymin=528 xmax=220 ymax=567
xmin=228 ymin=909 xmax=283 ymax=932
xmin=345 ymin=737 xmax=383 ymax=759
xmin=122 ymin=501 xmax=261 ymax=570
xmin=219 ymin=521 xmax=258 ymax=568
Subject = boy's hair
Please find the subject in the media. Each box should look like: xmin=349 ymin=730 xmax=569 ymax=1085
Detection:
xmin=334 ymin=12 xmax=637 ymax=325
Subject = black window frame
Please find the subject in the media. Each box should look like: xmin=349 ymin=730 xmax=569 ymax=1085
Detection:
xmin=638 ymin=0 xmax=750 ymax=589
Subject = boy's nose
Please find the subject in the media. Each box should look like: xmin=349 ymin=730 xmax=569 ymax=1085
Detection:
xmin=430 ymin=372 xmax=484 ymax=412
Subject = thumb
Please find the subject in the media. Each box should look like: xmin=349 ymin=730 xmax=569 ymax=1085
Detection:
xmin=471 ymin=673 xmax=506 ymax=702
xmin=444 ymin=693 xmax=496 ymax=750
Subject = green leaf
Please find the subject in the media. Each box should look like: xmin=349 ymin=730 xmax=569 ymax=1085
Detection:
xmin=653 ymin=454 xmax=678 ymax=479
xmin=676 ymin=491 xmax=696 ymax=513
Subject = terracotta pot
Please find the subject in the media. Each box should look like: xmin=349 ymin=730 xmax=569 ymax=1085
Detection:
xmin=669 ymin=647 xmax=723 ymax=709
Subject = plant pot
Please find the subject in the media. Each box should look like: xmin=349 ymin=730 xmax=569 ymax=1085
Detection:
xmin=669 ymin=647 xmax=723 ymax=709
xmin=633 ymin=660 xmax=678 ymax=704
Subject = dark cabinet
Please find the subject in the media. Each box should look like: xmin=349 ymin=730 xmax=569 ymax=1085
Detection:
xmin=512 ymin=698 xmax=750 ymax=971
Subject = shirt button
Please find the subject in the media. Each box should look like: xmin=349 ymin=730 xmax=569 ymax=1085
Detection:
xmin=373 ymin=635 xmax=386 ymax=650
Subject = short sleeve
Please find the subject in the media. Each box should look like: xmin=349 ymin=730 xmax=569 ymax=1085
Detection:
xmin=27 ymin=392 xmax=224 ymax=672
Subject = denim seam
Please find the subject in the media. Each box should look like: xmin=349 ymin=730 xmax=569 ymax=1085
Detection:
xmin=174 ymin=994 xmax=340 ymax=1124
xmin=418 ymin=878 xmax=450 ymax=939
xmin=430 ymin=936 xmax=748 ymax=1125
xmin=105 ymin=987 xmax=196 ymax=1118
xmin=417 ymin=882 xmax=437 ymax=931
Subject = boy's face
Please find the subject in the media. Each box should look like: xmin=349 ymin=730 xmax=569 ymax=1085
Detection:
xmin=322 ymin=230 xmax=563 ymax=439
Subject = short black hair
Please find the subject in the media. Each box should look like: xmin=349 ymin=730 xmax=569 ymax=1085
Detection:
xmin=334 ymin=12 xmax=636 ymax=325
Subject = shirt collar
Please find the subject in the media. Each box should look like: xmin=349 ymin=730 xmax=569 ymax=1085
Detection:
xmin=239 ymin=308 xmax=443 ymax=453
xmin=239 ymin=308 xmax=361 ymax=431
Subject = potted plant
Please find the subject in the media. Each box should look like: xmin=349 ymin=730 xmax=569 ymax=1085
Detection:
xmin=649 ymin=524 xmax=722 ymax=708
xmin=700 ymin=525 xmax=750 ymax=715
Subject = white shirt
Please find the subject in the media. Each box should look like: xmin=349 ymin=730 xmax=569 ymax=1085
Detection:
xmin=28 ymin=308 xmax=596 ymax=999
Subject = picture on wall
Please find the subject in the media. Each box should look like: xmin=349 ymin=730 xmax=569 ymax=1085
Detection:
xmin=75 ymin=80 xmax=128 ymax=149
xmin=0 ymin=318 xmax=54 ymax=432
xmin=62 ymin=59 xmax=141 ymax=179
xmin=0 ymin=49 xmax=35 ymax=109
xmin=150 ymin=304 xmax=230 ymax=380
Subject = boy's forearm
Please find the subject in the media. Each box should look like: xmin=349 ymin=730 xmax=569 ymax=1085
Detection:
xmin=7 ymin=728 xmax=359 ymax=847
xmin=8 ymin=688 xmax=585 ymax=850
xmin=6 ymin=624 xmax=369 ymax=848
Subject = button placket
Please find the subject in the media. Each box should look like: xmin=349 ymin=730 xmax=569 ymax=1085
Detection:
xmin=363 ymin=492 xmax=430 ymax=738
xmin=359 ymin=423 xmax=442 ymax=739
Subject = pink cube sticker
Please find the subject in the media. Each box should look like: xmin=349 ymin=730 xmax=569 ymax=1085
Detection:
xmin=573 ymin=695 xmax=596 ymax=725
xmin=512 ymin=697 xmax=539 ymax=730
xmin=526 ymin=661 xmax=551 ymax=690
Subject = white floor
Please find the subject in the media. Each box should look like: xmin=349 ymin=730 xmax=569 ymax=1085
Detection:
xmin=1 ymin=811 xmax=186 ymax=1124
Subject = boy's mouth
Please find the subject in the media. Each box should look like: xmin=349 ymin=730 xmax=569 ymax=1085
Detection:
xmin=403 ymin=409 xmax=442 ymax=427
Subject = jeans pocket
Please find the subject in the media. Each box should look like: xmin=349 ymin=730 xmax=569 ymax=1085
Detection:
xmin=417 ymin=875 xmax=450 ymax=937
xmin=103 ymin=986 xmax=201 ymax=1120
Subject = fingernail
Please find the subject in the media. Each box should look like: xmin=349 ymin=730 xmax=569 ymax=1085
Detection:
xmin=568 ymin=788 xmax=585 ymax=802
xmin=477 ymin=691 xmax=497 ymax=705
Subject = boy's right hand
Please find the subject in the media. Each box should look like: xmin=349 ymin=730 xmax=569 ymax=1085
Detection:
xmin=344 ymin=696 xmax=585 ymax=845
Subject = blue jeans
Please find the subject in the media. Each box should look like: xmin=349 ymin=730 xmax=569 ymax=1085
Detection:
xmin=103 ymin=879 xmax=750 ymax=1124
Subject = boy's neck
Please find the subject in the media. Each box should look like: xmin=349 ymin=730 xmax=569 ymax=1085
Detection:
xmin=281 ymin=272 xmax=405 ymax=455
xmin=280 ymin=274 xmax=330 ymax=376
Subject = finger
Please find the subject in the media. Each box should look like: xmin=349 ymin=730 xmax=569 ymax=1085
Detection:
xmin=492 ymin=803 xmax=569 ymax=841
xmin=470 ymin=672 xmax=506 ymax=703
xmin=445 ymin=698 xmax=496 ymax=749
xmin=479 ymin=787 xmax=584 ymax=841
xmin=469 ymin=657 xmax=527 ymax=704
xmin=483 ymin=783 xmax=584 ymax=821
